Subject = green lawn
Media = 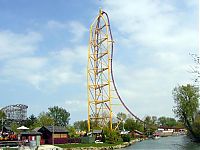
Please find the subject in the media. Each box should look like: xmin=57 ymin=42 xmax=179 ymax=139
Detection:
xmin=56 ymin=142 xmax=124 ymax=148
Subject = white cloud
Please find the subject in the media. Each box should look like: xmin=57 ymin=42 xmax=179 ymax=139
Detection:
xmin=1 ymin=57 xmax=47 ymax=89
xmin=3 ymin=57 xmax=47 ymax=71
xmin=101 ymin=0 xmax=198 ymax=118
xmin=68 ymin=21 xmax=87 ymax=42
xmin=47 ymin=20 xmax=68 ymax=29
xmin=46 ymin=20 xmax=87 ymax=42
xmin=64 ymin=99 xmax=87 ymax=122
xmin=0 ymin=20 xmax=88 ymax=90
xmin=1 ymin=44 xmax=87 ymax=89
xmin=0 ymin=1 xmax=197 ymax=121
xmin=183 ymin=0 xmax=198 ymax=7
xmin=65 ymin=100 xmax=86 ymax=112
xmin=0 ymin=31 xmax=42 ymax=60
xmin=110 ymin=61 xmax=192 ymax=118
xmin=44 ymin=45 xmax=87 ymax=88
xmin=104 ymin=0 xmax=197 ymax=51
xmin=50 ymin=45 xmax=87 ymax=65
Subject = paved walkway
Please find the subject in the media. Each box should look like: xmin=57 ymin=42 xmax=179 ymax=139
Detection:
xmin=17 ymin=145 xmax=63 ymax=150
xmin=37 ymin=145 xmax=63 ymax=150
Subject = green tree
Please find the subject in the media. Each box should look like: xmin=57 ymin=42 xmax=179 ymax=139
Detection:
xmin=0 ymin=110 xmax=6 ymax=130
xmin=10 ymin=122 xmax=20 ymax=134
xmin=73 ymin=120 xmax=88 ymax=131
xmin=121 ymin=134 xmax=130 ymax=142
xmin=124 ymin=118 xmax=144 ymax=132
xmin=66 ymin=125 xmax=78 ymax=138
xmin=116 ymin=112 xmax=127 ymax=130
xmin=193 ymin=112 xmax=200 ymax=137
xmin=173 ymin=84 xmax=200 ymax=140
xmin=144 ymin=116 xmax=157 ymax=135
xmin=24 ymin=114 xmax=37 ymax=129
xmin=47 ymin=106 xmax=70 ymax=127
xmin=0 ymin=110 xmax=6 ymax=119
xmin=175 ymin=120 xmax=184 ymax=128
xmin=117 ymin=112 xmax=127 ymax=121
xmin=106 ymin=130 xmax=120 ymax=144
xmin=158 ymin=116 xmax=177 ymax=127
xmin=166 ymin=118 xmax=177 ymax=127
xmin=158 ymin=116 xmax=167 ymax=126
xmin=124 ymin=118 xmax=136 ymax=131
xmin=152 ymin=116 xmax=157 ymax=125
xmin=34 ymin=112 xmax=54 ymax=127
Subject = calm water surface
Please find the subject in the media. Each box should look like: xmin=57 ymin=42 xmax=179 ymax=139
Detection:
xmin=123 ymin=135 xmax=200 ymax=150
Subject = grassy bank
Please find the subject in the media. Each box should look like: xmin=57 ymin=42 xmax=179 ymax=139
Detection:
xmin=56 ymin=142 xmax=124 ymax=148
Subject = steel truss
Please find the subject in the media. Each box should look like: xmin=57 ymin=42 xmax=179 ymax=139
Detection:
xmin=87 ymin=10 xmax=143 ymax=131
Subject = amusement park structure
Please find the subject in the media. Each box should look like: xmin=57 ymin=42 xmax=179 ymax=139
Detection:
xmin=87 ymin=9 xmax=143 ymax=131
xmin=1 ymin=104 xmax=28 ymax=121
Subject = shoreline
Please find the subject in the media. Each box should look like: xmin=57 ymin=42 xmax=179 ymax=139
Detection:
xmin=62 ymin=138 xmax=147 ymax=150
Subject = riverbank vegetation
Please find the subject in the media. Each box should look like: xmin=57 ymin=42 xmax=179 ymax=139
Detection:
xmin=0 ymin=106 xmax=184 ymax=138
xmin=0 ymin=102 xmax=188 ymax=145
xmin=55 ymin=142 xmax=124 ymax=148
xmin=173 ymin=84 xmax=200 ymax=142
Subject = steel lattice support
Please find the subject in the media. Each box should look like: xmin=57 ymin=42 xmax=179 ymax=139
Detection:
xmin=87 ymin=9 xmax=113 ymax=131
xmin=1 ymin=104 xmax=28 ymax=121
xmin=87 ymin=10 xmax=144 ymax=132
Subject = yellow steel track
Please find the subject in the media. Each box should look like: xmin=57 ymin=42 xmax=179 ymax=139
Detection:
xmin=87 ymin=9 xmax=113 ymax=131
xmin=87 ymin=10 xmax=144 ymax=132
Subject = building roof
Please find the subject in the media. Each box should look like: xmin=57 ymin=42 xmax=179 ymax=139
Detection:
xmin=121 ymin=131 xmax=130 ymax=135
xmin=17 ymin=126 xmax=29 ymax=130
xmin=21 ymin=131 xmax=42 ymax=135
xmin=39 ymin=126 xmax=68 ymax=133
xmin=92 ymin=130 xmax=103 ymax=134
xmin=33 ymin=127 xmax=41 ymax=132
xmin=134 ymin=130 xmax=144 ymax=135
xmin=158 ymin=126 xmax=185 ymax=130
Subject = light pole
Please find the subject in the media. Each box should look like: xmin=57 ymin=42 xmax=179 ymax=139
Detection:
xmin=122 ymin=120 xmax=125 ymax=131
xmin=1 ymin=118 xmax=3 ymax=134
xmin=52 ymin=124 xmax=54 ymax=145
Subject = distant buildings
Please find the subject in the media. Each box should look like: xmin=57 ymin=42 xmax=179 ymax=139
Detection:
xmin=156 ymin=126 xmax=186 ymax=137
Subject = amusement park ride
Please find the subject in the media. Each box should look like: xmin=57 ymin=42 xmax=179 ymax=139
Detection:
xmin=87 ymin=9 xmax=144 ymax=131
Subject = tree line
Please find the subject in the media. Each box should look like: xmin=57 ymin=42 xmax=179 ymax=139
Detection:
xmin=0 ymin=84 xmax=199 ymax=142
xmin=72 ymin=114 xmax=183 ymax=135
xmin=0 ymin=105 xmax=182 ymax=137
xmin=0 ymin=106 xmax=70 ymax=133
xmin=173 ymin=84 xmax=200 ymax=142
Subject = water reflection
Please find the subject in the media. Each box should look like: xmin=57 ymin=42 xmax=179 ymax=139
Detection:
xmin=124 ymin=135 xmax=200 ymax=150
xmin=181 ymin=136 xmax=200 ymax=150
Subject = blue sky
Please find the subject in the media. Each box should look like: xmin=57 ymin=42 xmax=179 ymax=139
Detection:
xmin=0 ymin=0 xmax=198 ymax=124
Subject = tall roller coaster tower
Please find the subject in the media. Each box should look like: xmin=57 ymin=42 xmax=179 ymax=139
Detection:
xmin=87 ymin=9 xmax=113 ymax=131
xmin=87 ymin=10 xmax=143 ymax=131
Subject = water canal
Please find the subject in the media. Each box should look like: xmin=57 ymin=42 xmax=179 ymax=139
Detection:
xmin=123 ymin=135 xmax=200 ymax=150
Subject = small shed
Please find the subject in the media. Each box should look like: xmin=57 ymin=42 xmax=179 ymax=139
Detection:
xmin=21 ymin=131 xmax=42 ymax=146
xmin=38 ymin=126 xmax=68 ymax=144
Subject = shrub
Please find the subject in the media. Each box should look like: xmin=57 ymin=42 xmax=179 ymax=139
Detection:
xmin=121 ymin=134 xmax=131 ymax=142
xmin=101 ymin=133 xmax=106 ymax=143
xmin=106 ymin=130 xmax=120 ymax=144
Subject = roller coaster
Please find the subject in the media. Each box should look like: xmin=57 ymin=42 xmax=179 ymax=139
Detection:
xmin=87 ymin=9 xmax=143 ymax=131
xmin=1 ymin=104 xmax=28 ymax=121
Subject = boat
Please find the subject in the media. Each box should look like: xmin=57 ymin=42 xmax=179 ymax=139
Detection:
xmin=153 ymin=133 xmax=160 ymax=140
